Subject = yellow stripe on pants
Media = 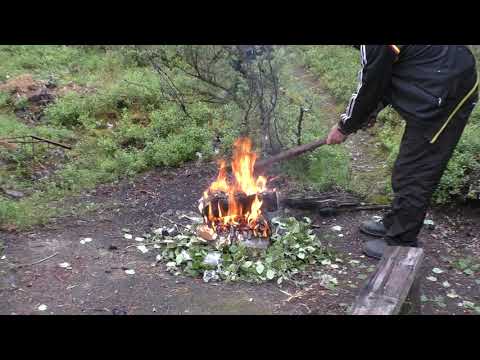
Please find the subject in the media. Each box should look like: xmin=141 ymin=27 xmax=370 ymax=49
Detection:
xmin=431 ymin=79 xmax=479 ymax=144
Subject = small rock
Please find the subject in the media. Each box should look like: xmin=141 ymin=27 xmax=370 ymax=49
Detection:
xmin=424 ymin=219 xmax=435 ymax=230
xmin=153 ymin=227 xmax=164 ymax=235
xmin=203 ymin=252 xmax=222 ymax=267
xmin=432 ymin=267 xmax=444 ymax=274
xmin=167 ymin=227 xmax=179 ymax=237
xmin=135 ymin=237 xmax=145 ymax=242
xmin=203 ymin=270 xmax=219 ymax=283
xmin=426 ymin=276 xmax=438 ymax=282
xmin=1 ymin=189 xmax=24 ymax=199
xmin=442 ymin=281 xmax=451 ymax=288
xmin=136 ymin=245 xmax=148 ymax=254
xmin=446 ymin=290 xmax=459 ymax=299
xmin=124 ymin=269 xmax=135 ymax=275
xmin=38 ymin=304 xmax=48 ymax=311
xmin=1 ymin=255 xmax=6 ymax=260
xmin=59 ymin=262 xmax=72 ymax=270
xmin=79 ymin=237 xmax=93 ymax=245
xmin=331 ymin=225 xmax=342 ymax=232
xmin=123 ymin=234 xmax=133 ymax=240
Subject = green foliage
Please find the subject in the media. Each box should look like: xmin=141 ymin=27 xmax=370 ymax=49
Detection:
xmin=0 ymin=91 xmax=10 ymax=108
xmin=144 ymin=126 xmax=213 ymax=167
xmin=154 ymin=216 xmax=334 ymax=284
xmin=44 ymin=92 xmax=95 ymax=128
xmin=300 ymin=45 xmax=359 ymax=104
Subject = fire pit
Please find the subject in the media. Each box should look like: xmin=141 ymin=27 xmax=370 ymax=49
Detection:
xmin=197 ymin=138 xmax=278 ymax=249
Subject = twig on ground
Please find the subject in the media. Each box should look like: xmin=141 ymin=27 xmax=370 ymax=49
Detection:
xmin=15 ymin=252 xmax=59 ymax=268
xmin=159 ymin=214 xmax=198 ymax=236
xmin=124 ymin=241 xmax=159 ymax=250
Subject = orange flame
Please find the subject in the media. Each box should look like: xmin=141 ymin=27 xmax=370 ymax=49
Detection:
xmin=203 ymin=137 xmax=270 ymax=238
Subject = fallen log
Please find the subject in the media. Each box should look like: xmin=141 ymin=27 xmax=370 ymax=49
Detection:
xmin=200 ymin=191 xmax=280 ymax=218
xmin=200 ymin=191 xmax=389 ymax=217
xmin=350 ymin=246 xmax=424 ymax=315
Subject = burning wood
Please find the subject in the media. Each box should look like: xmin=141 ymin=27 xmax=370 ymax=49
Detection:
xmin=198 ymin=138 xmax=274 ymax=244
xmin=196 ymin=137 xmax=389 ymax=245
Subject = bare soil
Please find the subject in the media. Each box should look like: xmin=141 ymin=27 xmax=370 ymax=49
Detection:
xmin=1 ymin=162 xmax=479 ymax=315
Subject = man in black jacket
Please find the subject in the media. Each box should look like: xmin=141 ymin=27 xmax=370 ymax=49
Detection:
xmin=326 ymin=45 xmax=478 ymax=259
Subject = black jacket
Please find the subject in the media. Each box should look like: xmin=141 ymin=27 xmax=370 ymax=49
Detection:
xmin=338 ymin=45 xmax=478 ymax=135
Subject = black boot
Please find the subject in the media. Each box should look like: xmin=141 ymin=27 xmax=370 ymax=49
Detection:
xmin=360 ymin=217 xmax=386 ymax=237
xmin=362 ymin=238 xmax=388 ymax=260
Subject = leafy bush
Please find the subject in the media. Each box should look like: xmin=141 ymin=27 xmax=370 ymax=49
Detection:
xmin=144 ymin=126 xmax=213 ymax=167
xmin=0 ymin=91 xmax=10 ymax=108
xmin=44 ymin=92 xmax=94 ymax=128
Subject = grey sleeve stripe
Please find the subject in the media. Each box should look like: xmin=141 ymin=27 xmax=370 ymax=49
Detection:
xmin=341 ymin=45 xmax=366 ymax=124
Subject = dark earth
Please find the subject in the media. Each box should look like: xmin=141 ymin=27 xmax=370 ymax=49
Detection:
xmin=1 ymin=162 xmax=480 ymax=315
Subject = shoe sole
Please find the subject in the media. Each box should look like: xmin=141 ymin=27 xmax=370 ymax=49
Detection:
xmin=359 ymin=228 xmax=386 ymax=238
xmin=362 ymin=246 xmax=383 ymax=260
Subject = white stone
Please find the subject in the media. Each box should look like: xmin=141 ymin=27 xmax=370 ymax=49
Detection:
xmin=136 ymin=245 xmax=148 ymax=254
xmin=79 ymin=237 xmax=92 ymax=244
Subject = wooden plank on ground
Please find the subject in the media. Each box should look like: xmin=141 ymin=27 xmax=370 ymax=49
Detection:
xmin=350 ymin=246 xmax=424 ymax=315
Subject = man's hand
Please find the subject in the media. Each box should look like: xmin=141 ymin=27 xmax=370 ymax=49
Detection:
xmin=326 ymin=125 xmax=347 ymax=145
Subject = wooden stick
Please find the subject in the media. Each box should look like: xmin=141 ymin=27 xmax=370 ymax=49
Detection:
xmin=255 ymin=138 xmax=327 ymax=171
xmin=30 ymin=136 xmax=72 ymax=150
xmin=16 ymin=252 xmax=59 ymax=268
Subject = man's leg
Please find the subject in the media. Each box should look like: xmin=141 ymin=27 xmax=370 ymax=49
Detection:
xmin=383 ymin=98 xmax=477 ymax=247
xmin=363 ymin=92 xmax=477 ymax=259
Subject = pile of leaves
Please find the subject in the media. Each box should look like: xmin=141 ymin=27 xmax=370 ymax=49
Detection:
xmin=152 ymin=216 xmax=334 ymax=285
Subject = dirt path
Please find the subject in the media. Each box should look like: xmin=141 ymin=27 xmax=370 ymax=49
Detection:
xmin=1 ymin=66 xmax=480 ymax=315
xmin=290 ymin=65 xmax=390 ymax=202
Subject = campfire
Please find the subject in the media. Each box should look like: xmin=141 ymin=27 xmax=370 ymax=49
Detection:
xmin=198 ymin=138 xmax=277 ymax=247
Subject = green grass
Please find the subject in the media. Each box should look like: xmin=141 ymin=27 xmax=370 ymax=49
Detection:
xmin=0 ymin=46 xmax=228 ymax=229
xmin=276 ymin=50 xmax=351 ymax=191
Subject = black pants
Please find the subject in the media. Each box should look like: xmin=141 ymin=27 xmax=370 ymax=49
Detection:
xmin=383 ymin=88 xmax=478 ymax=247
